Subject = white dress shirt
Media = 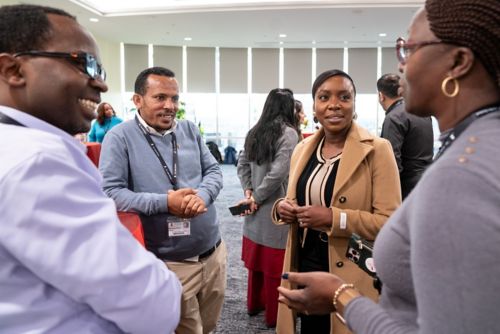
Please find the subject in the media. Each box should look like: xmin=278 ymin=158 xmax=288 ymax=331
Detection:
xmin=0 ymin=106 xmax=181 ymax=334
xmin=136 ymin=111 xmax=177 ymax=136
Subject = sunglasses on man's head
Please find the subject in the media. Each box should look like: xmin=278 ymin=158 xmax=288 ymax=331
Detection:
xmin=14 ymin=51 xmax=106 ymax=82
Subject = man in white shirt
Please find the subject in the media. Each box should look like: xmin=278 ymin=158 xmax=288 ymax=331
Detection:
xmin=0 ymin=4 xmax=181 ymax=333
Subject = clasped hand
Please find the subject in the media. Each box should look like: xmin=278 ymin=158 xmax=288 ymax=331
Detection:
xmin=167 ymin=188 xmax=207 ymax=218
xmin=277 ymin=199 xmax=332 ymax=230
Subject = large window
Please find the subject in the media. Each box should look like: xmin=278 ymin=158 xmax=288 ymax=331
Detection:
xmin=182 ymin=92 xmax=217 ymax=136
xmin=214 ymin=93 xmax=249 ymax=151
xmin=356 ymin=94 xmax=383 ymax=135
xmin=116 ymin=45 xmax=418 ymax=155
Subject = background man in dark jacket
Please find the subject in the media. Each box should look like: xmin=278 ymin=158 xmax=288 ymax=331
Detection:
xmin=377 ymin=73 xmax=434 ymax=198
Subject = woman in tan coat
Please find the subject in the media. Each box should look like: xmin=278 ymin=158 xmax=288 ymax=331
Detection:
xmin=272 ymin=69 xmax=401 ymax=334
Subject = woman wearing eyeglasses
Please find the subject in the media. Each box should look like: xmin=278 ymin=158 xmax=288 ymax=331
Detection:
xmin=88 ymin=102 xmax=122 ymax=143
xmin=277 ymin=0 xmax=500 ymax=333
xmin=272 ymin=69 xmax=401 ymax=334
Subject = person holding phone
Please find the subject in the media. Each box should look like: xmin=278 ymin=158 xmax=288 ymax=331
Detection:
xmin=236 ymin=88 xmax=299 ymax=327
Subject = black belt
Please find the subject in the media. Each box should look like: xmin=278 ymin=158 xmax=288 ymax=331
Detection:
xmin=199 ymin=239 xmax=221 ymax=259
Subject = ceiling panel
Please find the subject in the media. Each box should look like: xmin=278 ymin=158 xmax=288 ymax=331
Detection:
xmin=0 ymin=0 xmax=422 ymax=48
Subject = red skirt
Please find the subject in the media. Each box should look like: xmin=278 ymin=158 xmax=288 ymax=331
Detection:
xmin=241 ymin=236 xmax=285 ymax=278
xmin=241 ymin=236 xmax=285 ymax=326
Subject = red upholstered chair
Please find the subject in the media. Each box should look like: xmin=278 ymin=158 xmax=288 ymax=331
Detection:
xmin=117 ymin=212 xmax=145 ymax=247
xmin=85 ymin=142 xmax=101 ymax=167
xmin=84 ymin=145 xmax=145 ymax=247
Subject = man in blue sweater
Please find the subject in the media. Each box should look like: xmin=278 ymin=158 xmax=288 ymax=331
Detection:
xmin=100 ymin=67 xmax=226 ymax=334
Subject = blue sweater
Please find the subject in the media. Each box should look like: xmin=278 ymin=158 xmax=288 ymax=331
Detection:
xmin=99 ymin=118 xmax=223 ymax=260
xmin=88 ymin=116 xmax=122 ymax=143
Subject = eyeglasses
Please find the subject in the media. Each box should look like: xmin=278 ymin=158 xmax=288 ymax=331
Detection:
xmin=396 ymin=37 xmax=444 ymax=65
xmin=14 ymin=51 xmax=106 ymax=81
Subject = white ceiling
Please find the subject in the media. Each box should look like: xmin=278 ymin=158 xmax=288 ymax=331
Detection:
xmin=2 ymin=0 xmax=423 ymax=48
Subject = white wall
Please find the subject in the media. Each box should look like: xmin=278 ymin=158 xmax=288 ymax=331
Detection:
xmin=94 ymin=34 xmax=124 ymax=118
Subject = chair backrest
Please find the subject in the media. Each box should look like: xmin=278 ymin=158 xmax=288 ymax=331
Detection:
xmin=85 ymin=142 xmax=101 ymax=167
xmin=117 ymin=211 xmax=145 ymax=247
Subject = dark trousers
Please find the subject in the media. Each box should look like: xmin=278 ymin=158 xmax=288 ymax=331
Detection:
xmin=299 ymin=313 xmax=331 ymax=334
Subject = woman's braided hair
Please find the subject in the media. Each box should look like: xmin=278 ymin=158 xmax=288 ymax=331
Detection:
xmin=426 ymin=0 xmax=500 ymax=87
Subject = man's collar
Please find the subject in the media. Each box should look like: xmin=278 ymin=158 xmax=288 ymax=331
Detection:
xmin=136 ymin=112 xmax=176 ymax=137
xmin=0 ymin=105 xmax=85 ymax=150
xmin=386 ymin=99 xmax=404 ymax=114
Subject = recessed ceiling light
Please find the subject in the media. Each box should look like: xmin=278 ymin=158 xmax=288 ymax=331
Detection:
xmin=279 ymin=41 xmax=283 ymax=45
xmin=312 ymin=40 xmax=316 ymax=45
xmin=279 ymin=34 xmax=287 ymax=38
xmin=89 ymin=17 xmax=99 ymax=22
xmin=379 ymin=33 xmax=387 ymax=37
xmin=184 ymin=37 xmax=192 ymax=41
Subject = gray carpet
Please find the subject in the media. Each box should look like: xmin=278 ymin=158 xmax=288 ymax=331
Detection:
xmin=213 ymin=165 xmax=277 ymax=334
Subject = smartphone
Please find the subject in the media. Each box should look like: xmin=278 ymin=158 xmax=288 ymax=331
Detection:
xmin=345 ymin=233 xmax=376 ymax=277
xmin=228 ymin=203 xmax=251 ymax=216
xmin=346 ymin=233 xmax=383 ymax=293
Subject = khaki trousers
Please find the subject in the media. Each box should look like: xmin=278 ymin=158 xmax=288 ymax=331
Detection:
xmin=166 ymin=241 xmax=227 ymax=334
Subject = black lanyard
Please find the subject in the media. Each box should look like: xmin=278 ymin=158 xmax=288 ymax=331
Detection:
xmin=0 ymin=111 xmax=24 ymax=127
xmin=434 ymin=105 xmax=500 ymax=161
xmin=135 ymin=116 xmax=178 ymax=189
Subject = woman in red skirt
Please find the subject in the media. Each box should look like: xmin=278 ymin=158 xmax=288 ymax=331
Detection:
xmin=237 ymin=88 xmax=299 ymax=327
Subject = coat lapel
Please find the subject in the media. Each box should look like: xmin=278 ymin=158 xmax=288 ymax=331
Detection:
xmin=287 ymin=130 xmax=323 ymax=200
xmin=278 ymin=122 xmax=379 ymax=334
xmin=285 ymin=130 xmax=324 ymax=253
xmin=287 ymin=123 xmax=375 ymax=203
xmin=332 ymin=122 xmax=374 ymax=201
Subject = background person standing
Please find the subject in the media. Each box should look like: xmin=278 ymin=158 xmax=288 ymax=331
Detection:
xmin=294 ymin=99 xmax=306 ymax=139
xmin=100 ymin=67 xmax=226 ymax=334
xmin=377 ymin=73 xmax=434 ymax=198
xmin=236 ymin=88 xmax=299 ymax=328
xmin=88 ymin=102 xmax=122 ymax=143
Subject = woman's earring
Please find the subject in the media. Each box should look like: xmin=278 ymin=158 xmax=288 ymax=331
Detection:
xmin=313 ymin=113 xmax=318 ymax=123
xmin=441 ymin=76 xmax=459 ymax=98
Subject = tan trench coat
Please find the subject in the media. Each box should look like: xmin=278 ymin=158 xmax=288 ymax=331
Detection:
xmin=272 ymin=122 xmax=401 ymax=334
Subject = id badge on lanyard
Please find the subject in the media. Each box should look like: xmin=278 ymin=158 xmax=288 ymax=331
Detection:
xmin=167 ymin=217 xmax=191 ymax=237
